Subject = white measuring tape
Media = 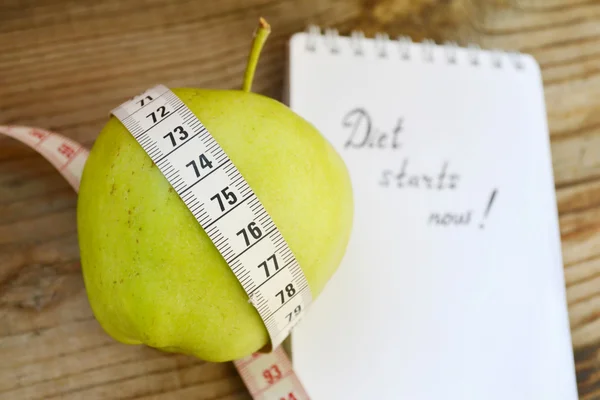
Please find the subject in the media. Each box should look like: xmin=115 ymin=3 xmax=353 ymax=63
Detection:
xmin=1 ymin=86 xmax=313 ymax=398
xmin=110 ymin=85 xmax=312 ymax=350
xmin=0 ymin=125 xmax=89 ymax=191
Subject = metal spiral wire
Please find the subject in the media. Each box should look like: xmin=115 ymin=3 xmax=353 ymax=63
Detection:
xmin=305 ymin=25 xmax=525 ymax=70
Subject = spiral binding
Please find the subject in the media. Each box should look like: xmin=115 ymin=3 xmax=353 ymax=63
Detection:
xmin=304 ymin=25 xmax=525 ymax=70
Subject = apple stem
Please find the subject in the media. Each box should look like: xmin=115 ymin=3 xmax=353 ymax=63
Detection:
xmin=242 ymin=17 xmax=271 ymax=93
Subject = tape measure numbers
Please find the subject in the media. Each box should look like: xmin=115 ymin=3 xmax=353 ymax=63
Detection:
xmin=236 ymin=346 xmax=311 ymax=400
xmin=111 ymin=85 xmax=312 ymax=350
xmin=0 ymin=126 xmax=89 ymax=191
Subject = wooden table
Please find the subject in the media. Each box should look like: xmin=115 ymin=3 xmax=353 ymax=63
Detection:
xmin=1 ymin=0 xmax=599 ymax=398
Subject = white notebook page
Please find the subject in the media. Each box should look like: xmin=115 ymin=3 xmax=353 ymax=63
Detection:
xmin=285 ymin=32 xmax=578 ymax=400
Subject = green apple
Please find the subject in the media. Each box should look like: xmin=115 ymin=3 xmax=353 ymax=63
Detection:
xmin=77 ymin=18 xmax=353 ymax=362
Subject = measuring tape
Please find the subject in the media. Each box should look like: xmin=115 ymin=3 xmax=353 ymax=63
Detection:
xmin=0 ymin=125 xmax=89 ymax=191
xmin=110 ymin=84 xmax=312 ymax=350
xmin=1 ymin=99 xmax=312 ymax=399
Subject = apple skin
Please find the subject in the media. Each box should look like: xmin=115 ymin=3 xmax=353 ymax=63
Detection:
xmin=77 ymin=88 xmax=354 ymax=362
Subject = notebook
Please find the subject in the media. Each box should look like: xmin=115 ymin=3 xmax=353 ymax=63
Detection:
xmin=283 ymin=27 xmax=579 ymax=400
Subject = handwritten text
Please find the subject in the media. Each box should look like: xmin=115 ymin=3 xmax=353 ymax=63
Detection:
xmin=342 ymin=108 xmax=403 ymax=150
xmin=379 ymin=159 xmax=460 ymax=190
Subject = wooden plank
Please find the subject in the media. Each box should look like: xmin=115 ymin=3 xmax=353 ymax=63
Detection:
xmin=551 ymin=122 xmax=600 ymax=186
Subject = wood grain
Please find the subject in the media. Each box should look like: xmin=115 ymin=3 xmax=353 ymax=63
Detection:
xmin=1 ymin=0 xmax=599 ymax=398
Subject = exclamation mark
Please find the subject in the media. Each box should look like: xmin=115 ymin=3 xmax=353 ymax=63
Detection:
xmin=480 ymin=189 xmax=498 ymax=229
